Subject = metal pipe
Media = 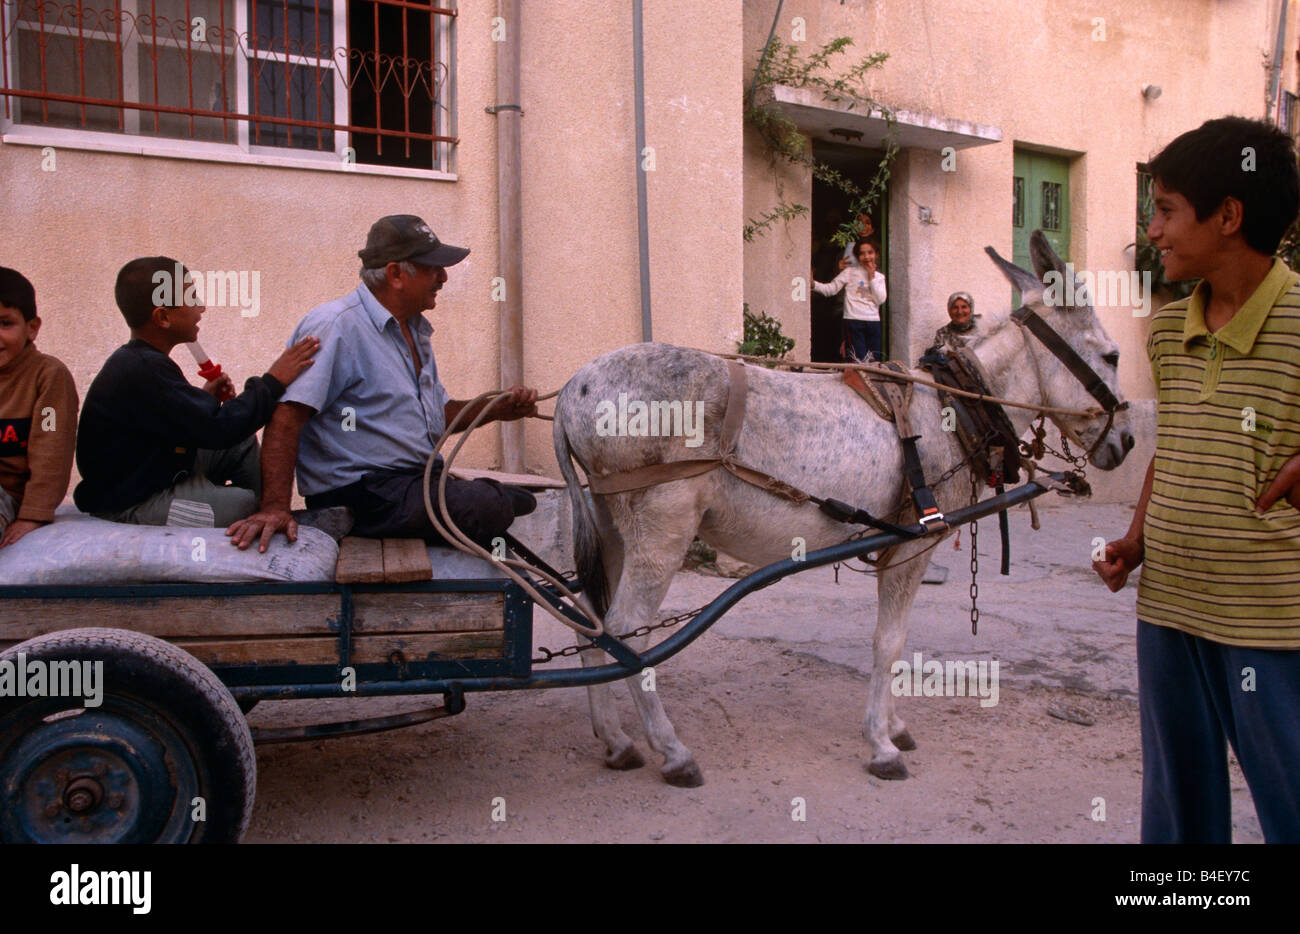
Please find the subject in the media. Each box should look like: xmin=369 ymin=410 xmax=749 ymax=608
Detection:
xmin=1269 ymin=0 xmax=1289 ymax=121
xmin=747 ymin=0 xmax=784 ymax=112
xmin=229 ymin=476 xmax=1061 ymax=702
xmin=633 ymin=0 xmax=652 ymax=341
xmin=496 ymin=0 xmax=526 ymax=470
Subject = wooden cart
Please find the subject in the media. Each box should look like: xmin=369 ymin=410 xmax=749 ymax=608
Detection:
xmin=0 ymin=480 xmax=1054 ymax=843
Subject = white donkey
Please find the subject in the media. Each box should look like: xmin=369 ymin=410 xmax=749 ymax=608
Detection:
xmin=552 ymin=232 xmax=1134 ymax=786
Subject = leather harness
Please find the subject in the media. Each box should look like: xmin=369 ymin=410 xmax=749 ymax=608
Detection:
xmin=586 ymin=361 xmax=811 ymax=505
xmin=841 ymin=363 xmax=948 ymax=531
xmin=586 ymin=360 xmax=926 ymax=541
xmin=917 ymin=341 xmax=1022 ymax=488
xmin=583 ymin=308 xmax=1127 ymax=549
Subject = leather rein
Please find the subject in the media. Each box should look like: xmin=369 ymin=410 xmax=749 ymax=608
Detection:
xmin=1011 ymin=304 xmax=1128 ymax=460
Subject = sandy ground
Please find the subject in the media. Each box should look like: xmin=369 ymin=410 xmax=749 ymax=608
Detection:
xmin=243 ymin=502 xmax=1264 ymax=844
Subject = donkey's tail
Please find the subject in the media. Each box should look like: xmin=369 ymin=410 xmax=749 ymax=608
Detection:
xmin=553 ymin=403 xmax=611 ymax=618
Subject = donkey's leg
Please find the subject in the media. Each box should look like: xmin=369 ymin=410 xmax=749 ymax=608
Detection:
xmin=606 ymin=491 xmax=706 ymax=787
xmin=579 ymin=497 xmax=646 ymax=771
xmin=864 ymin=544 xmax=932 ymax=780
xmin=580 ymin=646 xmax=646 ymax=770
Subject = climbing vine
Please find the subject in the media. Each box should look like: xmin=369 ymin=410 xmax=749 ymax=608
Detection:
xmin=744 ymin=36 xmax=899 ymax=247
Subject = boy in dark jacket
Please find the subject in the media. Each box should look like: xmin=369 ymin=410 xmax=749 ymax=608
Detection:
xmin=75 ymin=256 xmax=317 ymax=526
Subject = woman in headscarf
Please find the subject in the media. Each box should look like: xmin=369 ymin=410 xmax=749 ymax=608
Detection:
xmin=943 ymin=291 xmax=976 ymax=334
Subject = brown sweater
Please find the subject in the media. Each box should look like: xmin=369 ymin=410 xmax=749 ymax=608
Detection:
xmin=0 ymin=342 xmax=79 ymax=522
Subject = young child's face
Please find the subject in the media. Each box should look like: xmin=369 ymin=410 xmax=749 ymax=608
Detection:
xmin=1147 ymin=179 xmax=1223 ymax=282
xmin=0 ymin=303 xmax=39 ymax=368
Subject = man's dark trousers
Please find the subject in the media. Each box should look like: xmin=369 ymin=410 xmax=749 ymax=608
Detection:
xmin=1137 ymin=619 xmax=1300 ymax=843
xmin=306 ymin=465 xmax=534 ymax=547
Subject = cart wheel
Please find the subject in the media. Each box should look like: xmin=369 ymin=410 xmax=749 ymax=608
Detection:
xmin=0 ymin=628 xmax=256 ymax=844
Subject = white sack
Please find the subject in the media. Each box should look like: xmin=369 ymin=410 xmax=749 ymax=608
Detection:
xmin=0 ymin=511 xmax=338 ymax=585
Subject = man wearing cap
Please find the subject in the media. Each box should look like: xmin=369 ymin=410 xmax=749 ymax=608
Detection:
xmin=227 ymin=215 xmax=538 ymax=553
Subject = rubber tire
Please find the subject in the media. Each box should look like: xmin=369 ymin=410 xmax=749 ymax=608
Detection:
xmin=0 ymin=628 xmax=256 ymax=843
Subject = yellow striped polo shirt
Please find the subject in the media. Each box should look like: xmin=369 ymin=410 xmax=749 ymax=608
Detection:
xmin=1140 ymin=258 xmax=1300 ymax=647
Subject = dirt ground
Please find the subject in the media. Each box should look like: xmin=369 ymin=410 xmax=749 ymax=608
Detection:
xmin=243 ymin=503 xmax=1264 ymax=843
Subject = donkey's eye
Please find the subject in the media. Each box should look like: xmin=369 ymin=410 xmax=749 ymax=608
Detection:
xmin=1103 ymin=352 xmax=1120 ymax=368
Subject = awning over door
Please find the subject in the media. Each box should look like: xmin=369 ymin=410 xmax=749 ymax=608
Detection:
xmin=771 ymin=85 xmax=1002 ymax=151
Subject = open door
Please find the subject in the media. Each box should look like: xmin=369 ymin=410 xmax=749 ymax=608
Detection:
xmin=810 ymin=140 xmax=890 ymax=362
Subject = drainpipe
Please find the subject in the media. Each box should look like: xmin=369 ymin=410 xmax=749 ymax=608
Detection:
xmin=1269 ymin=0 xmax=1289 ymax=121
xmin=633 ymin=0 xmax=652 ymax=341
xmin=495 ymin=0 xmax=525 ymax=471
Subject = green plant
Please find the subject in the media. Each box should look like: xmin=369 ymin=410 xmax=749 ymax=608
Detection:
xmin=738 ymin=303 xmax=795 ymax=360
xmin=743 ymin=202 xmax=810 ymax=243
xmin=1277 ymin=216 xmax=1300 ymax=274
xmin=745 ymin=37 xmax=898 ymax=246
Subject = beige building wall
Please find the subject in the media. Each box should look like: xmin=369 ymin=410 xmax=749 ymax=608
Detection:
xmin=0 ymin=1 xmax=744 ymax=491
xmin=743 ymin=0 xmax=1300 ymax=501
xmin=4 ymin=0 xmax=1298 ymax=504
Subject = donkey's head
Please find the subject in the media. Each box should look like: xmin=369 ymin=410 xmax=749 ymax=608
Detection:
xmin=985 ymin=230 xmax=1134 ymax=470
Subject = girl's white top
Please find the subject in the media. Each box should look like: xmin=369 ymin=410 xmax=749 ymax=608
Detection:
xmin=813 ymin=266 xmax=887 ymax=322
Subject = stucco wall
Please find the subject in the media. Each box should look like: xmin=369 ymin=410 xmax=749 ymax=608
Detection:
xmin=742 ymin=0 xmax=1300 ymax=501
xmin=0 ymin=0 xmax=745 ymax=492
xmin=5 ymin=0 xmax=1298 ymax=508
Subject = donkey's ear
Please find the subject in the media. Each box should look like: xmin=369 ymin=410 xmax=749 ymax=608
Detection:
xmin=984 ymin=245 xmax=1043 ymax=300
xmin=1028 ymin=230 xmax=1068 ymax=283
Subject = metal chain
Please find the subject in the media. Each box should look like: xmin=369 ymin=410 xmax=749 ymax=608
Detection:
xmin=533 ymin=605 xmax=705 ymax=663
xmin=968 ymin=471 xmax=980 ymax=636
xmin=1023 ymin=412 xmax=1088 ymax=471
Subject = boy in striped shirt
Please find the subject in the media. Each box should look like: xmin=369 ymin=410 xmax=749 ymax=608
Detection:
xmin=1094 ymin=117 xmax=1300 ymax=843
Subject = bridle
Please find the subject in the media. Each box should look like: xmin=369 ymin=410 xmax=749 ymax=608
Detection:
xmin=1010 ymin=304 xmax=1129 ymax=460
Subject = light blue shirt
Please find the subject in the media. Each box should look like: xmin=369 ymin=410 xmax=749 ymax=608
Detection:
xmin=282 ymin=283 xmax=451 ymax=496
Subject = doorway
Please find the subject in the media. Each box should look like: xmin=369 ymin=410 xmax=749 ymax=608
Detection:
xmin=810 ymin=141 xmax=891 ymax=362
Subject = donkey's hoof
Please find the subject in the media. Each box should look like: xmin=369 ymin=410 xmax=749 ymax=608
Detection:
xmin=867 ymin=757 xmax=910 ymax=781
xmin=663 ymin=759 xmax=705 ymax=788
xmin=605 ymin=745 xmax=647 ymax=771
xmin=891 ymin=729 xmax=917 ymax=752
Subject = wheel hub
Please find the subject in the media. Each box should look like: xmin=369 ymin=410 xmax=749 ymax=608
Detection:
xmin=0 ymin=702 xmax=200 ymax=844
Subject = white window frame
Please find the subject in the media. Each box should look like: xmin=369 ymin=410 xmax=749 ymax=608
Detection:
xmin=0 ymin=0 xmax=456 ymax=179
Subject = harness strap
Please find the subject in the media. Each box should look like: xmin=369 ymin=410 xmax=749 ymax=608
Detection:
xmin=718 ymin=359 xmax=747 ymax=456
xmin=841 ymin=367 xmax=894 ymax=421
xmin=586 ymin=363 xmax=914 ymax=542
xmin=900 ymin=437 xmax=946 ymax=530
xmin=1011 ymin=306 xmax=1122 ymax=413
xmin=841 ymin=363 xmax=947 ymax=530
xmin=919 ymin=347 xmax=1022 ymax=486
xmin=587 ymin=361 xmax=807 ymax=503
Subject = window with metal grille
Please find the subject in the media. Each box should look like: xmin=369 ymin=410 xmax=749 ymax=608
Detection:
xmin=0 ymin=0 xmax=455 ymax=172
xmin=1012 ymin=176 xmax=1024 ymax=228
xmin=1041 ymin=181 xmax=1061 ymax=231
xmin=1282 ymin=90 xmax=1299 ymax=137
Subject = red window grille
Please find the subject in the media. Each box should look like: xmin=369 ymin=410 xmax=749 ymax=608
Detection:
xmin=0 ymin=0 xmax=456 ymax=171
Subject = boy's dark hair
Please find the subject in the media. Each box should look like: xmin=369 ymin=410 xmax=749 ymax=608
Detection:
xmin=855 ymin=238 xmax=881 ymax=258
xmin=0 ymin=266 xmax=37 ymax=321
xmin=115 ymin=256 xmax=188 ymax=330
xmin=1149 ymin=116 xmax=1300 ymax=254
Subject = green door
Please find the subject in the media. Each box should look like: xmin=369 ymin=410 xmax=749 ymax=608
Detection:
xmin=1012 ymin=149 xmax=1071 ymax=304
